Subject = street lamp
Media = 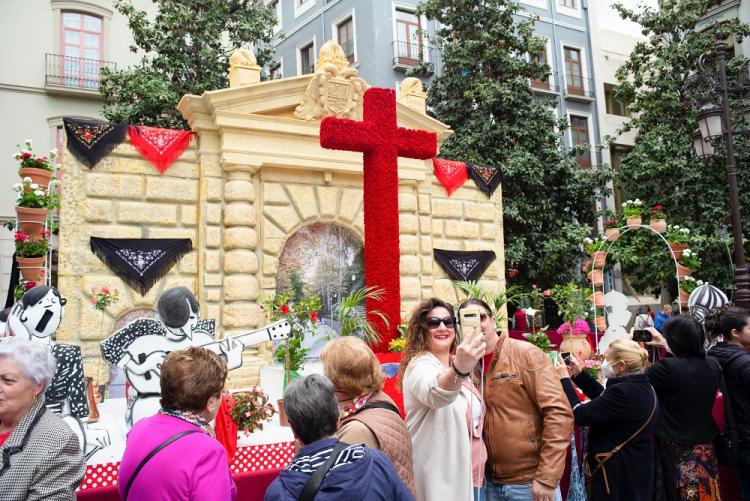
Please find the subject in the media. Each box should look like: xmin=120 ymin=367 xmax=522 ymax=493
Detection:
xmin=691 ymin=32 xmax=750 ymax=308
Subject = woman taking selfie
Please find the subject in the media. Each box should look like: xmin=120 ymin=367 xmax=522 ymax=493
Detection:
xmin=556 ymin=339 xmax=656 ymax=501
xmin=399 ymin=298 xmax=486 ymax=501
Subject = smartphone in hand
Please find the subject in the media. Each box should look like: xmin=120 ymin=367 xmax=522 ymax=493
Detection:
xmin=633 ymin=329 xmax=653 ymax=342
xmin=459 ymin=307 xmax=482 ymax=337
xmin=560 ymin=351 xmax=572 ymax=364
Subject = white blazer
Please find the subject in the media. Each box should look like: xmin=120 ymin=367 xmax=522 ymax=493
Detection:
xmin=403 ymin=352 xmax=476 ymax=501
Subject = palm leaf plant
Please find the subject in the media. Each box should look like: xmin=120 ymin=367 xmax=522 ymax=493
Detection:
xmin=453 ymin=280 xmax=523 ymax=329
xmin=334 ymin=286 xmax=389 ymax=345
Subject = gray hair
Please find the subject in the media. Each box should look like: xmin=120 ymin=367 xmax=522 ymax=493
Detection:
xmin=0 ymin=338 xmax=57 ymax=392
xmin=283 ymin=374 xmax=339 ymax=445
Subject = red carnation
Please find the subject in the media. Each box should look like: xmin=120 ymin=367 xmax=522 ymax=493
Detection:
xmin=24 ymin=281 xmax=36 ymax=290
xmin=310 ymin=311 xmax=318 ymax=323
xmin=280 ymin=304 xmax=290 ymax=315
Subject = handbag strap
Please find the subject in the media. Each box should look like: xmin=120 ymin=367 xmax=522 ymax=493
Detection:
xmin=593 ymin=386 xmax=657 ymax=494
xmin=297 ymin=441 xmax=349 ymax=501
xmin=717 ymin=358 xmax=739 ymax=442
xmin=123 ymin=429 xmax=198 ymax=500
xmin=358 ymin=400 xmax=401 ymax=416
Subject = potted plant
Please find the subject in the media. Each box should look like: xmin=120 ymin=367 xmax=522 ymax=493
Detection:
xmin=523 ymin=329 xmax=559 ymax=364
xmin=13 ymin=279 xmax=38 ymax=301
xmin=666 ymin=224 xmax=691 ymax=259
xmin=647 ymin=204 xmax=667 ymax=233
xmin=586 ymin=263 xmax=604 ymax=286
xmin=334 ymin=286 xmax=389 ymax=345
xmin=594 ymin=308 xmax=607 ymax=332
xmin=622 ymin=199 xmax=644 ymax=228
xmin=15 ymin=230 xmax=49 ymax=281
xmin=678 ymin=276 xmax=703 ymax=306
xmin=677 ymin=249 xmax=701 ymax=277
xmin=582 ymin=353 xmax=605 ymax=381
xmin=14 ymin=140 xmax=59 ymax=187
xmin=583 ymin=236 xmax=607 ymax=267
xmin=551 ymin=284 xmax=594 ymax=360
xmin=604 ymin=217 xmax=620 ymax=241
xmin=13 ymin=179 xmax=58 ymax=240
xmin=230 ymin=387 xmax=277 ymax=432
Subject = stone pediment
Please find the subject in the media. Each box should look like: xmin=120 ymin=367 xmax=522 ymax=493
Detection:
xmin=177 ymin=44 xmax=451 ymax=181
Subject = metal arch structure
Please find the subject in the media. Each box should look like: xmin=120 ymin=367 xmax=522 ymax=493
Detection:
xmin=590 ymin=224 xmax=683 ymax=353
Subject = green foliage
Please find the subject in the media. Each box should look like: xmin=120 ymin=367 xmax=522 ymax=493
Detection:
xmin=418 ymin=0 xmax=611 ymax=287
xmin=334 ymin=286 xmax=389 ymax=345
xmin=100 ymin=0 xmax=277 ymax=128
xmin=261 ymin=292 xmax=321 ymax=375
xmin=549 ymin=283 xmax=592 ymax=324
xmin=452 ymin=280 xmax=522 ymax=327
xmin=523 ymin=330 xmax=554 ymax=352
xmin=611 ymin=0 xmax=750 ymax=291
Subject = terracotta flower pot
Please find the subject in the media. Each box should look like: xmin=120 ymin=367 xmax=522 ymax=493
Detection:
xmin=649 ymin=219 xmax=667 ymax=233
xmin=595 ymin=316 xmax=607 ymax=332
xmin=676 ymin=263 xmax=693 ymax=278
xmin=86 ymin=377 xmax=100 ymax=423
xmin=588 ymin=269 xmax=604 ymax=286
xmin=605 ymin=227 xmax=620 ymax=241
xmin=16 ymin=255 xmax=45 ymax=282
xmin=560 ymin=334 xmax=592 ymax=360
xmin=15 ymin=206 xmax=48 ymax=241
xmin=591 ymin=251 xmax=607 ymax=268
xmin=679 ymin=289 xmax=690 ymax=307
xmin=19 ymin=167 xmax=53 ymax=188
xmin=593 ymin=291 xmax=605 ymax=308
xmin=277 ymin=398 xmax=289 ymax=427
xmin=668 ymin=242 xmax=688 ymax=260
xmin=626 ymin=216 xmax=642 ymax=228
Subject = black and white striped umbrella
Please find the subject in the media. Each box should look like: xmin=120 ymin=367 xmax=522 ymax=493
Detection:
xmin=688 ymin=283 xmax=729 ymax=324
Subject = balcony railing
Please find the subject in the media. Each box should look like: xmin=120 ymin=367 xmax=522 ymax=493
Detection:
xmin=531 ymin=71 xmax=561 ymax=94
xmin=392 ymin=41 xmax=434 ymax=74
xmin=45 ymin=53 xmax=116 ymax=91
xmin=564 ymin=74 xmax=595 ymax=100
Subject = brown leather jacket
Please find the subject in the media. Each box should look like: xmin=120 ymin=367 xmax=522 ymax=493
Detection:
xmin=484 ymin=332 xmax=573 ymax=488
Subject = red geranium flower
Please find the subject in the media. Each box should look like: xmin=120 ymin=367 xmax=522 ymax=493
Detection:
xmin=310 ymin=311 xmax=318 ymax=323
xmin=24 ymin=281 xmax=36 ymax=290
xmin=14 ymin=231 xmax=29 ymax=242
xmin=280 ymin=304 xmax=290 ymax=315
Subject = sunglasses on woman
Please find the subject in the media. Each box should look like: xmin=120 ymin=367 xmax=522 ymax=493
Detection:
xmin=425 ymin=316 xmax=456 ymax=329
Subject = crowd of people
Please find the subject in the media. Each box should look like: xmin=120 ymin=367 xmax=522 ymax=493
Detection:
xmin=0 ymin=298 xmax=749 ymax=501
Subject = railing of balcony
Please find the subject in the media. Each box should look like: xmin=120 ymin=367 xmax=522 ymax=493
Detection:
xmin=531 ymin=71 xmax=561 ymax=93
xmin=45 ymin=53 xmax=116 ymax=91
xmin=564 ymin=74 xmax=595 ymax=98
xmin=392 ymin=40 xmax=434 ymax=70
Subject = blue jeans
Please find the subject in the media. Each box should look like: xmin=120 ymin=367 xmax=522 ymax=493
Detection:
xmin=485 ymin=481 xmax=563 ymax=501
xmin=473 ymin=485 xmax=486 ymax=501
xmin=740 ymin=446 xmax=750 ymax=501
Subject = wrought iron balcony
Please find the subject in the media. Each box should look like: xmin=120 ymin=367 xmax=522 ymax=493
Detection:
xmin=392 ymin=41 xmax=434 ymax=74
xmin=563 ymin=74 xmax=595 ymax=101
xmin=531 ymin=71 xmax=561 ymax=94
xmin=45 ymin=53 xmax=116 ymax=92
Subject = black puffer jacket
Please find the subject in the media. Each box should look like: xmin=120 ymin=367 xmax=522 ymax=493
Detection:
xmin=709 ymin=343 xmax=750 ymax=446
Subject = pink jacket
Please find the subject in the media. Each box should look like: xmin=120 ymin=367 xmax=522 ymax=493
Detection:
xmin=119 ymin=413 xmax=237 ymax=501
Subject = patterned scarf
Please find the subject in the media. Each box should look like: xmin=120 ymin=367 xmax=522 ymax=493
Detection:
xmin=433 ymin=249 xmax=497 ymax=281
xmin=63 ymin=117 xmax=128 ymax=168
xmin=128 ymin=126 xmax=193 ymax=174
xmin=467 ymin=162 xmax=503 ymax=198
xmin=432 ymin=158 xmax=468 ymax=195
xmin=339 ymin=392 xmax=374 ymax=419
xmin=159 ymin=408 xmax=215 ymax=438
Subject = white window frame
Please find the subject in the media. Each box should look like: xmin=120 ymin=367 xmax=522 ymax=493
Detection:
xmin=265 ymin=0 xmax=283 ymax=35
xmin=391 ymin=2 xmax=430 ymax=64
xmin=332 ymin=10 xmax=357 ymax=65
xmin=296 ymin=36 xmax=317 ymax=76
xmin=566 ymin=111 xmax=595 ymax=166
xmin=269 ymin=56 xmax=284 ymax=79
xmin=51 ymin=0 xmax=113 ymax=60
xmin=560 ymin=41 xmax=589 ymax=96
xmin=294 ymin=0 xmax=316 ymax=19
xmin=520 ymin=0 xmax=548 ymax=9
xmin=556 ymin=0 xmax=582 ymax=19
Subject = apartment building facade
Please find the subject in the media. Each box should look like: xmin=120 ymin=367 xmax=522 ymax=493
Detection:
xmin=0 ymin=1 xmax=152 ymax=297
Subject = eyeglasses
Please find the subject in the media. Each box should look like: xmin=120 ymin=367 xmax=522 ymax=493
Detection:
xmin=425 ymin=316 xmax=456 ymax=329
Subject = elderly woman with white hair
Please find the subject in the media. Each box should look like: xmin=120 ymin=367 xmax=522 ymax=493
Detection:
xmin=0 ymin=337 xmax=85 ymax=500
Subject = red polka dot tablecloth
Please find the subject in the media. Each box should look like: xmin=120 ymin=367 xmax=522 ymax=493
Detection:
xmin=78 ymin=441 xmax=295 ymax=490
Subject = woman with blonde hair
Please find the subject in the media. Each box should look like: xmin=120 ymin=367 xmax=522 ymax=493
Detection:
xmin=320 ymin=336 xmax=415 ymax=495
xmin=556 ymin=339 xmax=657 ymax=500
xmin=398 ymin=298 xmax=486 ymax=501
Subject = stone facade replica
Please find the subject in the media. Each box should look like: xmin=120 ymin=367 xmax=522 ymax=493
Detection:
xmin=57 ymin=43 xmax=506 ymax=389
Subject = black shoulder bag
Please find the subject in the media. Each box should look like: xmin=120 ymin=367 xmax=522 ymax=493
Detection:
xmin=297 ymin=441 xmax=349 ymax=501
xmin=123 ymin=429 xmax=198 ymax=500
xmin=714 ymin=352 xmax=744 ymax=467
xmin=358 ymin=400 xmax=402 ymax=416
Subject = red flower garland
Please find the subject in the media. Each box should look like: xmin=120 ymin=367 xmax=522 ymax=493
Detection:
xmin=320 ymin=88 xmax=437 ymax=351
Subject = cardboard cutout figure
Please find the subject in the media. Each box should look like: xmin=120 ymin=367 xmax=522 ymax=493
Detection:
xmin=7 ymin=285 xmax=110 ymax=459
xmin=101 ymin=287 xmax=291 ymax=425
xmin=598 ymin=291 xmax=632 ymax=352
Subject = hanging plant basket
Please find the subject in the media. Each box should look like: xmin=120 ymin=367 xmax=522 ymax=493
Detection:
xmin=668 ymin=242 xmax=688 ymax=260
xmin=591 ymin=251 xmax=607 ymax=268
xmin=679 ymin=289 xmax=690 ymax=307
xmin=18 ymin=167 xmax=53 ymax=188
xmin=676 ymin=263 xmax=693 ymax=278
xmin=626 ymin=216 xmax=642 ymax=228
xmin=649 ymin=219 xmax=667 ymax=233
xmin=588 ymin=269 xmax=604 ymax=286
xmin=592 ymin=291 xmax=605 ymax=308
xmin=16 ymin=255 xmax=45 ymax=282
xmin=15 ymin=206 xmax=48 ymax=241
xmin=605 ymin=227 xmax=620 ymax=241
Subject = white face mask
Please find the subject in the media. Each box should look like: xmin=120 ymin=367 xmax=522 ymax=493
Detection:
xmin=601 ymin=360 xmax=618 ymax=379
